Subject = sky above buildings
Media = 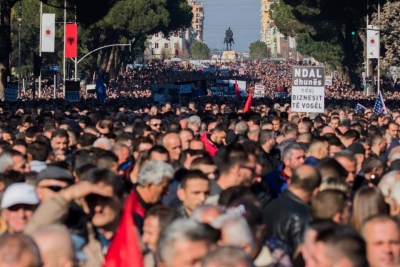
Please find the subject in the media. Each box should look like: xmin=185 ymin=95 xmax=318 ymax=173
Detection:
xmin=201 ymin=0 xmax=261 ymax=52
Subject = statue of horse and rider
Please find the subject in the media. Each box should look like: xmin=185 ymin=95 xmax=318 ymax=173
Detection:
xmin=224 ymin=27 xmax=234 ymax=51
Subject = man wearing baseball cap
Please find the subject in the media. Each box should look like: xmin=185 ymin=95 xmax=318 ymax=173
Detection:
xmin=1 ymin=183 xmax=39 ymax=233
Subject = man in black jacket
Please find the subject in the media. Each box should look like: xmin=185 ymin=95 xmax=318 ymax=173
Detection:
xmin=263 ymin=164 xmax=321 ymax=256
xmin=258 ymin=130 xmax=280 ymax=175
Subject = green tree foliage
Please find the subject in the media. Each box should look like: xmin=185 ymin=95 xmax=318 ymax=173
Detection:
xmin=271 ymin=0 xmax=383 ymax=85
xmin=2 ymin=0 xmax=192 ymax=95
xmin=190 ymin=42 xmax=210 ymax=60
xmin=1 ymin=0 xmax=116 ymax=96
xmin=249 ymin=41 xmax=268 ymax=59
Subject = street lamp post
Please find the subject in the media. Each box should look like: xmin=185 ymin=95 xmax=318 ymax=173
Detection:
xmin=18 ymin=0 xmax=22 ymax=94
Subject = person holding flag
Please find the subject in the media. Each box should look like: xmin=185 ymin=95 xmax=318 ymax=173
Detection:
xmin=96 ymin=74 xmax=107 ymax=103
xmin=373 ymin=91 xmax=388 ymax=115
xmin=234 ymin=79 xmax=241 ymax=97
xmin=243 ymin=88 xmax=253 ymax=113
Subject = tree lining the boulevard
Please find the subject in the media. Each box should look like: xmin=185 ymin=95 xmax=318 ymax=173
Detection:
xmin=270 ymin=0 xmax=384 ymax=86
xmin=1 ymin=0 xmax=192 ymax=96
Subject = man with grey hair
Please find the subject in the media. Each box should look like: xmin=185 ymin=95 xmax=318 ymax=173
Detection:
xmin=157 ymin=218 xmax=214 ymax=267
xmin=202 ymin=246 xmax=254 ymax=267
xmin=31 ymin=224 xmax=77 ymax=267
xmin=136 ymin=160 xmax=174 ymax=207
xmin=188 ymin=115 xmax=201 ymax=137
xmin=93 ymin=137 xmax=113 ymax=151
xmin=379 ymin=170 xmax=399 ymax=202
xmin=0 ymin=150 xmax=29 ymax=173
xmin=191 ymin=204 xmax=225 ymax=224
xmin=389 ymin=181 xmax=400 ymax=216
xmin=211 ymin=214 xmax=255 ymax=256
xmin=264 ymin=143 xmax=305 ymax=199
xmin=235 ymin=120 xmax=249 ymax=140
xmin=277 ymin=122 xmax=298 ymax=158
xmin=0 ymin=151 xmax=14 ymax=173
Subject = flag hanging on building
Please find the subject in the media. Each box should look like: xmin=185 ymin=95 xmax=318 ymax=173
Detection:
xmin=367 ymin=25 xmax=379 ymax=59
xmin=373 ymin=91 xmax=387 ymax=115
xmin=41 ymin=13 xmax=55 ymax=52
xmin=354 ymin=103 xmax=367 ymax=113
xmin=66 ymin=24 xmax=78 ymax=58
xmin=95 ymin=74 xmax=107 ymax=103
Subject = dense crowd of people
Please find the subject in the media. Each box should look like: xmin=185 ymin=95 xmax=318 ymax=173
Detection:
xmin=17 ymin=60 xmax=400 ymax=107
xmin=0 ymin=95 xmax=400 ymax=267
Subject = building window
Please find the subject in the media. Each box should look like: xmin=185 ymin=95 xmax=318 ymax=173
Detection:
xmin=196 ymin=25 xmax=199 ymax=29
xmin=155 ymin=43 xmax=159 ymax=49
xmin=155 ymin=33 xmax=159 ymax=37
xmin=164 ymin=43 xmax=169 ymax=49
xmin=196 ymin=19 xmax=199 ymax=23
xmin=174 ymin=43 xmax=178 ymax=49
xmin=196 ymin=13 xmax=199 ymax=17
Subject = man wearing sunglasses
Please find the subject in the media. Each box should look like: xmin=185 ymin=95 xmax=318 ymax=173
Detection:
xmin=148 ymin=116 xmax=163 ymax=133
xmin=35 ymin=166 xmax=75 ymax=202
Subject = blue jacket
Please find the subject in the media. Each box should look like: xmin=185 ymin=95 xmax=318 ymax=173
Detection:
xmin=304 ymin=156 xmax=320 ymax=167
xmin=264 ymin=164 xmax=288 ymax=200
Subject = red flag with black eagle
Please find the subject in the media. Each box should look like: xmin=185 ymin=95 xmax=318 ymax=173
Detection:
xmin=66 ymin=24 xmax=78 ymax=58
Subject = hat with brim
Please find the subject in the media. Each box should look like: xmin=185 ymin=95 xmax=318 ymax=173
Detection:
xmin=1 ymin=183 xmax=39 ymax=209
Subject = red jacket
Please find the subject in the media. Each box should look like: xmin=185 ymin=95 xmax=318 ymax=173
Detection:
xmin=200 ymin=132 xmax=218 ymax=157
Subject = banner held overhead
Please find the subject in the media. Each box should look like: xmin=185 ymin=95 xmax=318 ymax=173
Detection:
xmin=291 ymin=66 xmax=325 ymax=113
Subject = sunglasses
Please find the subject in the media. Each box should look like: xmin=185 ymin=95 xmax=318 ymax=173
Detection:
xmin=151 ymin=123 xmax=163 ymax=127
xmin=239 ymin=165 xmax=256 ymax=175
xmin=39 ymin=185 xmax=66 ymax=192
xmin=84 ymin=193 xmax=112 ymax=203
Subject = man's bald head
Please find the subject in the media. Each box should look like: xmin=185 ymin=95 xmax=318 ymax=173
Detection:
xmin=0 ymin=233 xmax=41 ymax=267
xmin=190 ymin=140 xmax=205 ymax=150
xmin=248 ymin=124 xmax=260 ymax=142
xmin=322 ymin=126 xmax=335 ymax=136
xmin=163 ymin=133 xmax=182 ymax=161
xmin=290 ymin=165 xmax=321 ymax=194
xmin=31 ymin=224 xmax=75 ymax=267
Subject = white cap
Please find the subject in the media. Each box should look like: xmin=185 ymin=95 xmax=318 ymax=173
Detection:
xmin=1 ymin=183 xmax=39 ymax=209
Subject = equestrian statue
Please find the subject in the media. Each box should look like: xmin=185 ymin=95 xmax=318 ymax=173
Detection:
xmin=224 ymin=27 xmax=234 ymax=51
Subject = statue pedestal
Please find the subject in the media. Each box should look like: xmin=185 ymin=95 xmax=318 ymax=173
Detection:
xmin=221 ymin=51 xmax=236 ymax=62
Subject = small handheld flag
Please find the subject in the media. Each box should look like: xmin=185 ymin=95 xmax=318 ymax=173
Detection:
xmin=373 ymin=91 xmax=387 ymax=115
xmin=95 ymin=74 xmax=107 ymax=103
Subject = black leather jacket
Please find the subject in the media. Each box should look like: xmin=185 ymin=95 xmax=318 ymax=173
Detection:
xmin=262 ymin=190 xmax=312 ymax=256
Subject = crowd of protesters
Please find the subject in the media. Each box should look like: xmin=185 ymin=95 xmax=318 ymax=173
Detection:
xmin=0 ymin=94 xmax=400 ymax=267
xmin=17 ymin=59 xmax=400 ymax=106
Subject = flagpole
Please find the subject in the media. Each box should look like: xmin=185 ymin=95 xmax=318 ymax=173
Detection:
xmin=366 ymin=0 xmax=369 ymax=96
xmin=17 ymin=0 xmax=22 ymax=96
xmin=74 ymin=5 xmax=77 ymax=82
xmin=38 ymin=1 xmax=42 ymax=98
xmin=63 ymin=0 xmax=66 ymax=97
xmin=377 ymin=0 xmax=381 ymax=94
